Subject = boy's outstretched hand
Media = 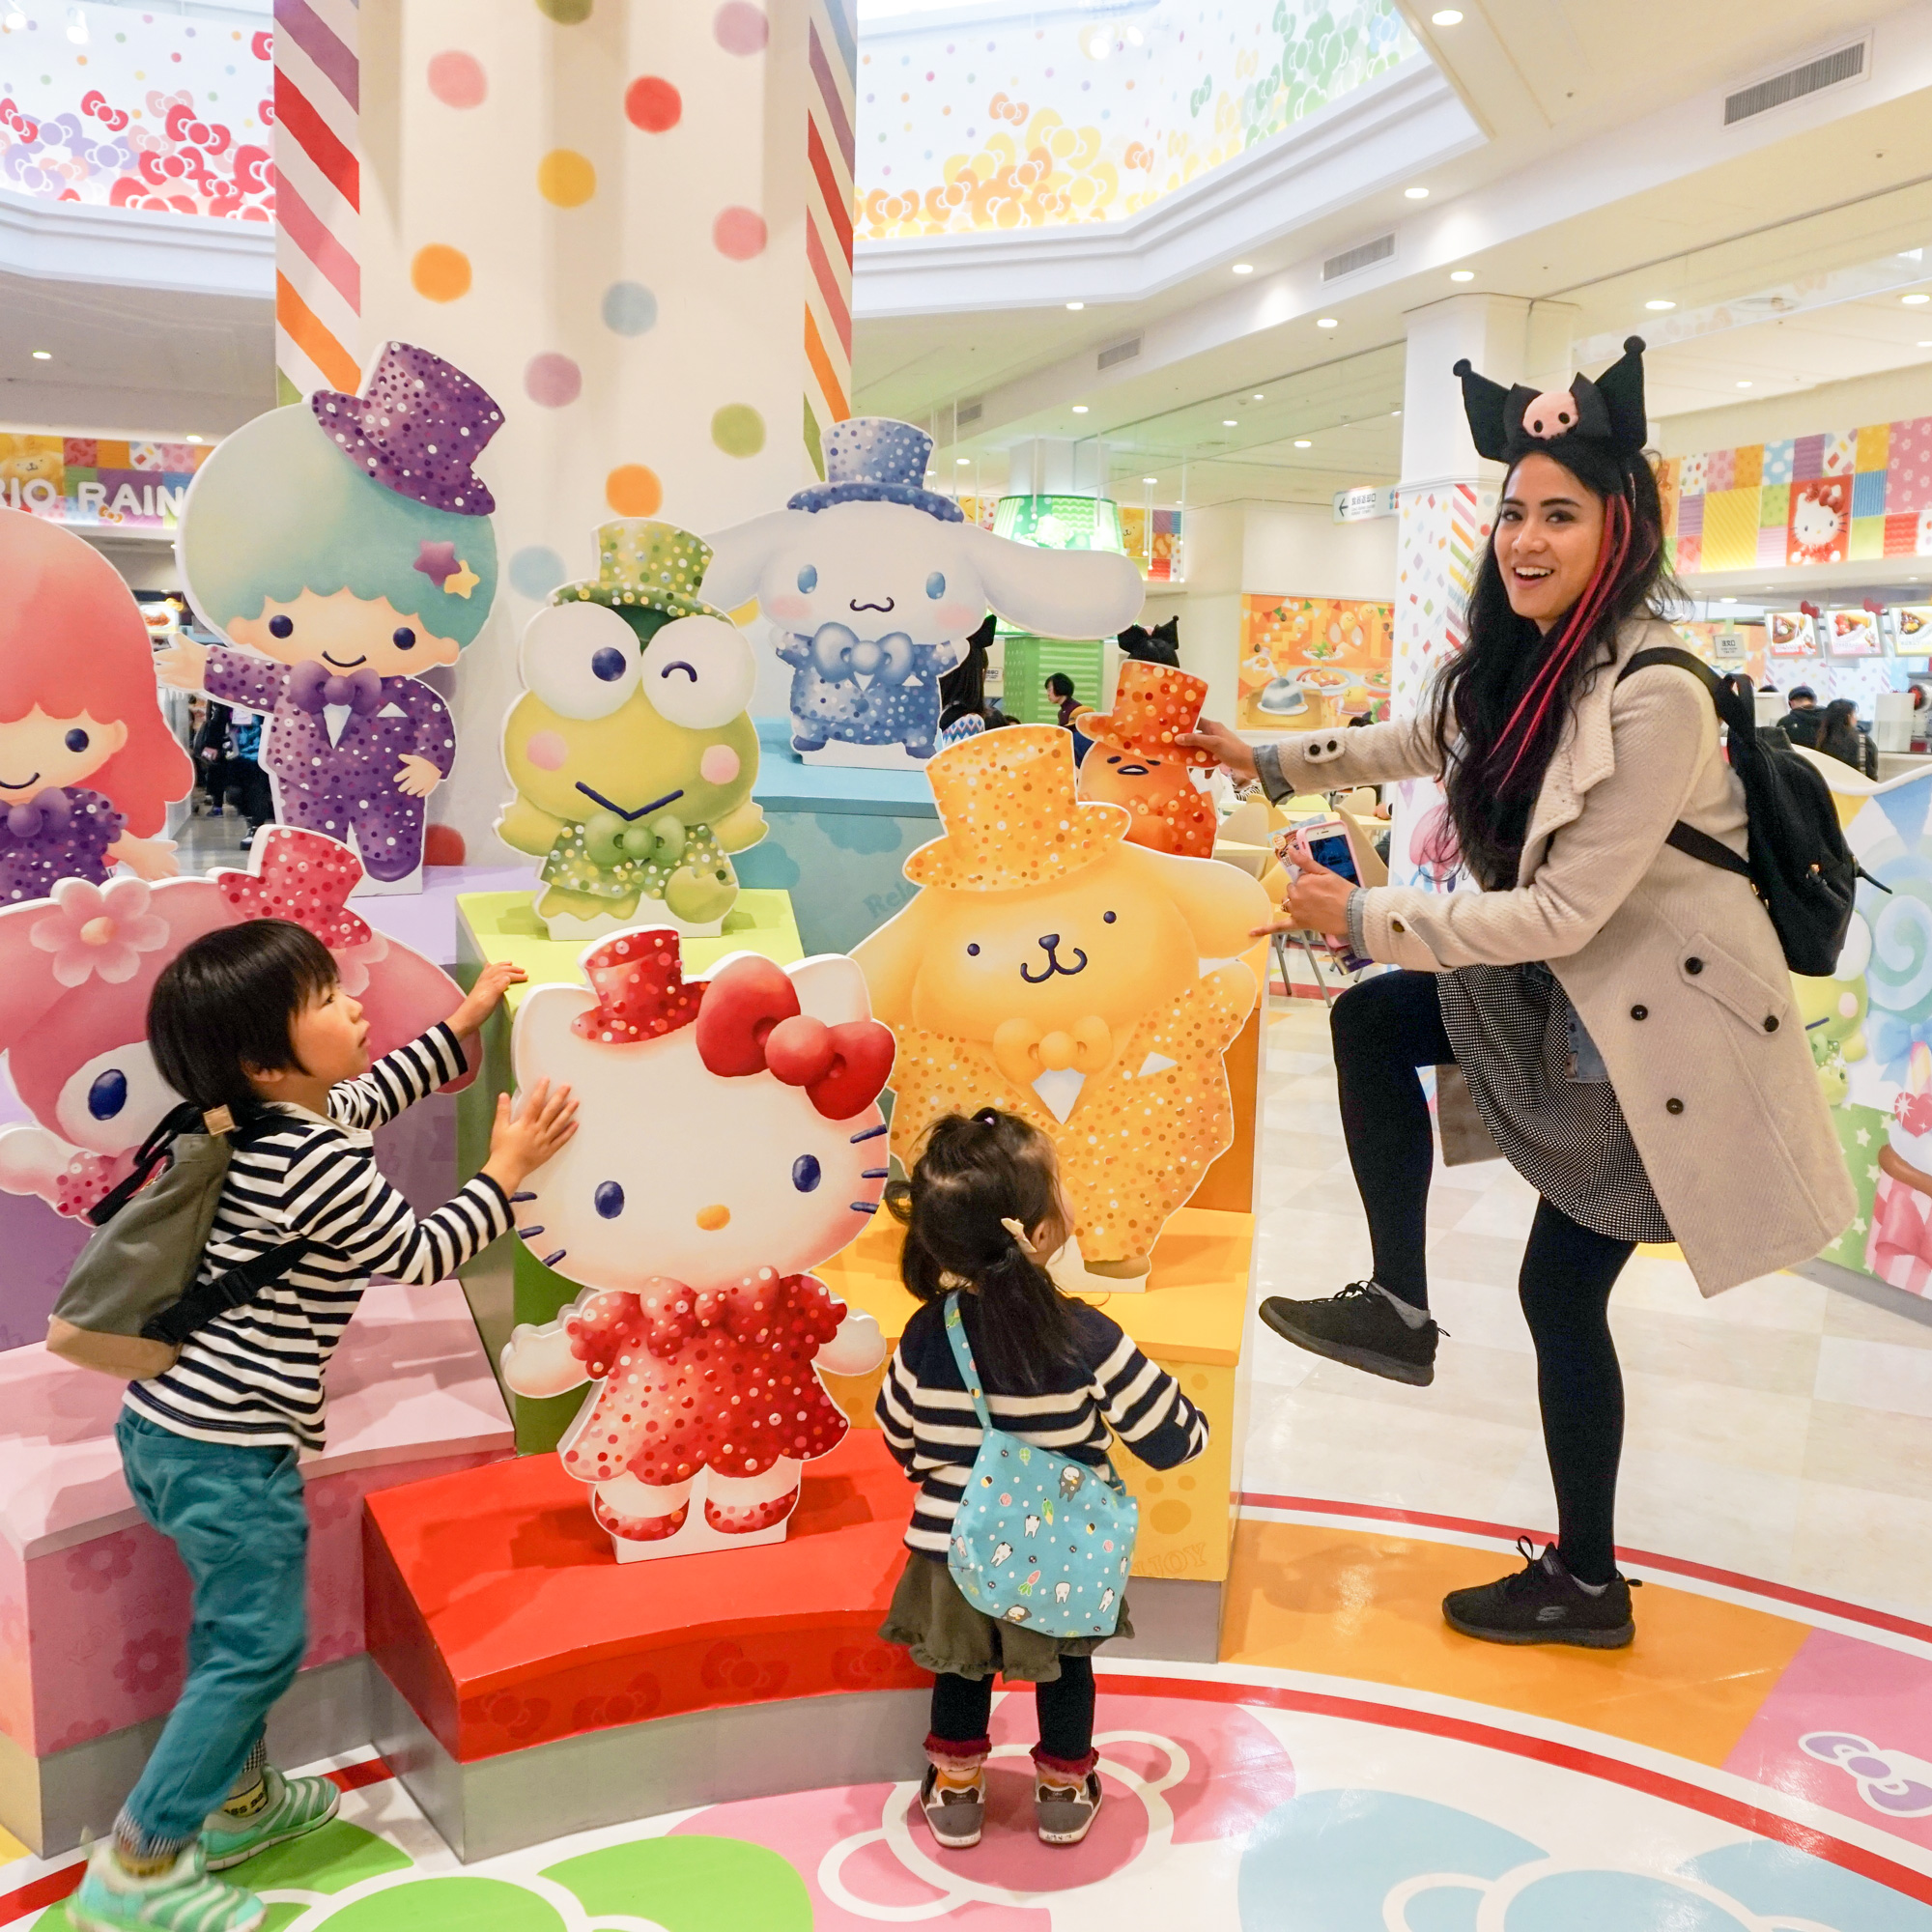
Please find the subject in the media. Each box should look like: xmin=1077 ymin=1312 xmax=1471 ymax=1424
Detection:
xmin=449 ymin=961 xmax=529 ymax=1041
xmin=484 ymin=1077 xmax=578 ymax=1193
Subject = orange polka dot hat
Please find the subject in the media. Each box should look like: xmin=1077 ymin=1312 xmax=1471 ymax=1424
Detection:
xmin=1077 ymin=661 xmax=1217 ymax=768
xmin=905 ymin=725 xmax=1130 ymax=892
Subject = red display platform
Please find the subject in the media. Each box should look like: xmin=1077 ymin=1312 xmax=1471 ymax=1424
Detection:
xmin=364 ymin=1429 xmax=929 ymax=1765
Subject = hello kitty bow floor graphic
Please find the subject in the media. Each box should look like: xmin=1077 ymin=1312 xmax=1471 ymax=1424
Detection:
xmin=498 ymin=929 xmax=893 ymax=1561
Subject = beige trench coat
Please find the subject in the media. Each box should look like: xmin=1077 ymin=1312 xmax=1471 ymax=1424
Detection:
xmin=1258 ymin=615 xmax=1854 ymax=1296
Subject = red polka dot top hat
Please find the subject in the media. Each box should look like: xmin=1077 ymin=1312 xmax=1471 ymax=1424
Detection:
xmin=905 ymin=724 xmax=1130 ymax=892
xmin=1454 ymin=334 xmax=1648 ymax=496
xmin=310 ymin=340 xmax=505 ymax=515
xmin=1077 ymin=661 xmax=1219 ymax=769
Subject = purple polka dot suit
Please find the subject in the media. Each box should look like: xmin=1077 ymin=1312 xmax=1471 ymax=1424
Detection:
xmin=203 ymin=646 xmax=454 ymax=882
xmin=0 ymin=786 xmax=123 ymax=903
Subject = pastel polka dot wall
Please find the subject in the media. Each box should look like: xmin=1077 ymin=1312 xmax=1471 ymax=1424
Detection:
xmin=331 ymin=0 xmax=855 ymax=865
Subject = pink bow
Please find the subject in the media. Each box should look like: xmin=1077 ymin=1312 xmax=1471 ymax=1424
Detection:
xmin=696 ymin=955 xmax=895 ymax=1121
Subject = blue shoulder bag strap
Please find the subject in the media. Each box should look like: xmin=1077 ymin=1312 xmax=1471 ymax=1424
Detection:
xmin=942 ymin=1292 xmax=994 ymax=1434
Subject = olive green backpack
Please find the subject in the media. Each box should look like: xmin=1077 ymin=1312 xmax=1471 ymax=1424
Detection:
xmin=47 ymin=1102 xmax=311 ymax=1379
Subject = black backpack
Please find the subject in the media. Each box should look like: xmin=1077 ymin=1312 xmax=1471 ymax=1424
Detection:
xmin=46 ymin=1101 xmax=311 ymax=1380
xmin=1615 ymin=646 xmax=1860 ymax=978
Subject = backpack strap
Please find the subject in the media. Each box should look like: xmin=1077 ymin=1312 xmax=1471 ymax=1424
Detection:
xmin=1614 ymin=644 xmax=1758 ymax=882
xmin=942 ymin=1291 xmax=994 ymax=1432
xmin=141 ymin=1238 xmax=315 ymax=1346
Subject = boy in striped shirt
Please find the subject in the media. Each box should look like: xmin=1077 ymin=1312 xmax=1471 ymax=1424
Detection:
xmin=75 ymin=922 xmax=577 ymax=1932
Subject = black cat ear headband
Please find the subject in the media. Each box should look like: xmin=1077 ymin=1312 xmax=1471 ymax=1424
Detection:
xmin=1453 ymin=335 xmax=1648 ymax=496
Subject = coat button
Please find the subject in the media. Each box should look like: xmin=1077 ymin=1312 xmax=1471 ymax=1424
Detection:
xmin=1392 ymin=919 xmax=1406 ymax=933
xmin=1685 ymin=957 xmax=1704 ymax=975
xmin=1764 ymin=1015 xmax=1778 ymax=1032
xmin=1666 ymin=1097 xmax=1685 ymax=1115
xmin=1631 ymin=1005 xmax=1648 ymax=1020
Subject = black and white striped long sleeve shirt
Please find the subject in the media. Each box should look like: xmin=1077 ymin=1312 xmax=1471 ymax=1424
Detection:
xmin=875 ymin=1297 xmax=1209 ymax=1556
xmin=123 ymin=1024 xmax=510 ymax=1453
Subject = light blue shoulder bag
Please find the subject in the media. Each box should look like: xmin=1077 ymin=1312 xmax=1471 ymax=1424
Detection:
xmin=941 ymin=1292 xmax=1136 ymax=1638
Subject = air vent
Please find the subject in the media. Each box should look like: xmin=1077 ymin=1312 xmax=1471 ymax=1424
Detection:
xmin=1322 ymin=234 xmax=1395 ymax=282
xmin=1724 ymin=39 xmax=1866 ymax=126
xmin=1097 ymin=335 xmax=1142 ymax=372
xmin=953 ymin=397 xmax=983 ymax=428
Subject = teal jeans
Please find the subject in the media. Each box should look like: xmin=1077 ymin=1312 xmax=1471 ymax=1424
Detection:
xmin=114 ymin=1411 xmax=309 ymax=1849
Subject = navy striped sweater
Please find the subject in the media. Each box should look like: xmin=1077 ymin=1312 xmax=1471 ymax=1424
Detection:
xmin=875 ymin=1296 xmax=1209 ymax=1556
xmin=123 ymin=1024 xmax=510 ymax=1453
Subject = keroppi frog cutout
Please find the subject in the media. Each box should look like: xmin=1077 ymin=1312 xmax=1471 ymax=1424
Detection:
xmin=702 ymin=417 xmax=1145 ymax=771
xmin=853 ymin=726 xmax=1269 ymax=1278
xmin=1075 ymin=661 xmax=1219 ymax=859
xmin=497 ymin=931 xmax=892 ymax=1560
xmin=168 ymin=342 xmax=502 ymax=893
xmin=497 ymin=522 xmax=765 ymax=941
xmin=0 ymin=512 xmax=192 ymax=898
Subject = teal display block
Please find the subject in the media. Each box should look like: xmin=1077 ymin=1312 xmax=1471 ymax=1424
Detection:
xmin=737 ymin=719 xmax=940 ymax=954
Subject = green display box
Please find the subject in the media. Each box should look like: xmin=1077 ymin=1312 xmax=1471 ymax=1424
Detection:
xmin=453 ymin=889 xmax=804 ymax=1452
xmin=1001 ymin=634 xmax=1107 ymax=724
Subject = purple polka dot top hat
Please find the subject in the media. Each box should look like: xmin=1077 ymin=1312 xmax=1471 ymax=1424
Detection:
xmin=310 ymin=340 xmax=505 ymax=515
xmin=1453 ymin=333 xmax=1648 ymax=497
xmin=788 ymin=416 xmax=964 ymax=524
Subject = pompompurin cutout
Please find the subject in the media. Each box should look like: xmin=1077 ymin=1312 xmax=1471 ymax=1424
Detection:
xmin=168 ymin=343 xmax=504 ymax=893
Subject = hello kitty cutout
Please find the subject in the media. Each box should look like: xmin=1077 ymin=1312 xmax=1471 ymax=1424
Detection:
xmin=0 ymin=827 xmax=472 ymax=1219
xmin=498 ymin=930 xmax=893 ymax=1562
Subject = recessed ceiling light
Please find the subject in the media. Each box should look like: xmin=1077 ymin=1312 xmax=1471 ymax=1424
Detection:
xmin=1222 ymin=418 xmax=1238 ymax=427
xmin=1645 ymin=299 xmax=1676 ymax=311
xmin=185 ymin=434 xmax=204 ymax=444
xmin=1293 ymin=439 xmax=1313 ymax=448
xmin=1086 ymin=30 xmax=1109 ymax=58
xmin=1233 ymin=262 xmax=1255 ymax=275
xmin=30 ymin=349 xmax=50 ymax=359
xmin=1722 ymin=596 xmax=1738 ymax=603
xmin=1736 ymin=381 xmax=1752 ymax=388
xmin=1317 ymin=317 xmax=1340 ymax=329
xmin=955 ymin=457 xmax=971 ymax=466
xmin=1065 ymin=300 xmax=1084 ymax=311
xmin=1252 ymin=392 xmax=1264 ymax=401
xmin=1143 ymin=475 xmax=1157 ymax=483
xmin=1919 ymin=340 xmax=1932 ymax=348
xmin=1405 ymin=186 xmax=1430 ymax=200
xmin=1072 ymin=405 xmax=1089 ymax=413
xmin=1391 ymin=409 xmax=1402 ymax=417
xmin=1449 ymin=270 xmax=1474 ymax=282
xmin=1904 ymin=293 xmax=1932 ymax=306
xmin=1431 ymin=8 xmax=1463 ymax=21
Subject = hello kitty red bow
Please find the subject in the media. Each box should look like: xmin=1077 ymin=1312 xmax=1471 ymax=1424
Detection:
xmin=697 ymin=955 xmax=894 ymax=1121
xmin=214 ymin=827 xmax=372 ymax=952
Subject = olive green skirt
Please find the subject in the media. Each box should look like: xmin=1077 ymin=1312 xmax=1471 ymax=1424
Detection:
xmin=879 ymin=1551 xmax=1133 ymax=1683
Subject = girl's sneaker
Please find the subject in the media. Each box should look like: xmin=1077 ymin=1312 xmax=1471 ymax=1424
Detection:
xmin=1035 ymin=1770 xmax=1104 ymax=1844
xmin=71 ymin=1842 xmax=264 ymax=1932
xmin=201 ymin=1767 xmax=340 ymax=1869
xmin=918 ymin=1764 xmax=984 ymax=1850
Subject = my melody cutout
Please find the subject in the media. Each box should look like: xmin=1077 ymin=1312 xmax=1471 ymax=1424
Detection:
xmin=0 ymin=514 xmax=193 ymax=899
xmin=702 ymin=417 xmax=1145 ymax=771
xmin=498 ymin=929 xmax=893 ymax=1561
xmin=169 ymin=342 xmax=504 ymax=895
xmin=854 ymin=726 xmax=1270 ymax=1281
xmin=497 ymin=521 xmax=765 ymax=942
xmin=0 ymin=827 xmax=471 ymax=1219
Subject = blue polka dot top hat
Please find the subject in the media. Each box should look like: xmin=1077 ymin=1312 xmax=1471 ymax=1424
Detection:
xmin=788 ymin=417 xmax=965 ymax=524
xmin=942 ymin=1290 xmax=1137 ymax=1638
xmin=552 ymin=521 xmax=733 ymax=624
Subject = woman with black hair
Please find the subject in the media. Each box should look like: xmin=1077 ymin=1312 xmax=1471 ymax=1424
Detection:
xmin=1814 ymin=696 xmax=1877 ymax=778
xmin=1183 ymin=339 xmax=1850 ymax=1649
xmin=937 ymin=615 xmax=1008 ymax=750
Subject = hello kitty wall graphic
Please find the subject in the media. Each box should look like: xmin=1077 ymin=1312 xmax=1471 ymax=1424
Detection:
xmin=498 ymin=929 xmax=892 ymax=1562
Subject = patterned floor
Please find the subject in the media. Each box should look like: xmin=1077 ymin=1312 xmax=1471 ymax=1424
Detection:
xmin=7 ymin=997 xmax=1932 ymax=1927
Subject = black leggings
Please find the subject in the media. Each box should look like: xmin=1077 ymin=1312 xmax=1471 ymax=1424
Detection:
xmin=1331 ymin=970 xmax=1634 ymax=1585
xmin=930 ymin=1658 xmax=1094 ymax=1764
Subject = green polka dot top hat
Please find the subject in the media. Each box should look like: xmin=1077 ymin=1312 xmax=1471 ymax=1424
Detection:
xmin=553 ymin=521 xmax=734 ymax=624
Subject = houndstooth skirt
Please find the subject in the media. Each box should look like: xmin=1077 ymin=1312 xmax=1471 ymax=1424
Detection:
xmin=1435 ymin=962 xmax=1672 ymax=1245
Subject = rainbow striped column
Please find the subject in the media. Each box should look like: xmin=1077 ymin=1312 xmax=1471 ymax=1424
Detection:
xmin=271 ymin=0 xmax=361 ymax=403
xmin=803 ymin=0 xmax=856 ymax=474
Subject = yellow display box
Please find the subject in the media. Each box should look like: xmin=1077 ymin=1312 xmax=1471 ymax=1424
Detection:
xmin=817 ymin=1205 xmax=1252 ymax=1586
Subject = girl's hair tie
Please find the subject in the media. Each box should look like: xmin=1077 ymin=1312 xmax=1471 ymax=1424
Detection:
xmin=974 ymin=1108 xmax=1000 ymax=1129
xmin=999 ymin=1215 xmax=1037 ymax=1257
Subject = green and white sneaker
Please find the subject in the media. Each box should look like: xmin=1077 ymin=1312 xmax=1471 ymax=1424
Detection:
xmin=201 ymin=1767 xmax=341 ymax=1870
xmin=71 ymin=1842 xmax=264 ymax=1932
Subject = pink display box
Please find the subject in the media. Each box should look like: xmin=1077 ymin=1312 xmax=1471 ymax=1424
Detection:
xmin=0 ymin=1279 xmax=511 ymax=1757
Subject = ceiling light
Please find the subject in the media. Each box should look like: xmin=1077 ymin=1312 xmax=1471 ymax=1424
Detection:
xmin=1 ymin=8 xmax=24 ymax=28
xmin=1405 ymin=186 xmax=1430 ymax=200
xmin=65 ymin=5 xmax=86 ymax=44
xmin=1722 ymin=596 xmax=1737 ymax=603
xmin=1431 ymin=8 xmax=1463 ymax=21
xmin=1071 ymin=405 xmax=1089 ymax=413
xmin=955 ymin=457 xmax=971 ymax=466
xmin=1904 ymin=293 xmax=1932 ymax=306
xmin=1143 ymin=475 xmax=1157 ymax=483
xmin=1126 ymin=24 xmax=1143 ymax=44
xmin=185 ymin=434 xmax=204 ymax=444
xmin=1919 ymin=340 xmax=1932 ymax=348
xmin=1317 ymin=317 xmax=1340 ymax=329
xmin=1449 ymin=270 xmax=1474 ymax=282
xmin=1065 ymin=300 xmax=1084 ymax=311
xmin=1645 ymin=299 xmax=1676 ymax=311
xmin=1391 ymin=409 xmax=1402 ymax=417
xmin=1252 ymin=392 xmax=1264 ymax=401
xmin=1233 ymin=262 xmax=1255 ymax=275
xmin=30 ymin=349 xmax=50 ymax=360
xmin=1736 ymin=381 xmax=1752 ymax=388
xmin=1086 ymin=30 xmax=1109 ymax=58
xmin=1293 ymin=439 xmax=1313 ymax=448
xmin=1222 ymin=418 xmax=1238 ymax=427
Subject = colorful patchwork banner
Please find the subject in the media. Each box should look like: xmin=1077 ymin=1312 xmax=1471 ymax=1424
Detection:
xmin=0 ymin=434 xmax=212 ymax=529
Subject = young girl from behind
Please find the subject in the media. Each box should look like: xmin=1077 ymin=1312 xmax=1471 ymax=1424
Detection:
xmin=876 ymin=1108 xmax=1208 ymax=1852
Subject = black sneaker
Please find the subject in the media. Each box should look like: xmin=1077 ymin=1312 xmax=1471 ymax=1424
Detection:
xmin=1442 ymin=1538 xmax=1636 ymax=1649
xmin=1258 ymin=1281 xmax=1439 ymax=1386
